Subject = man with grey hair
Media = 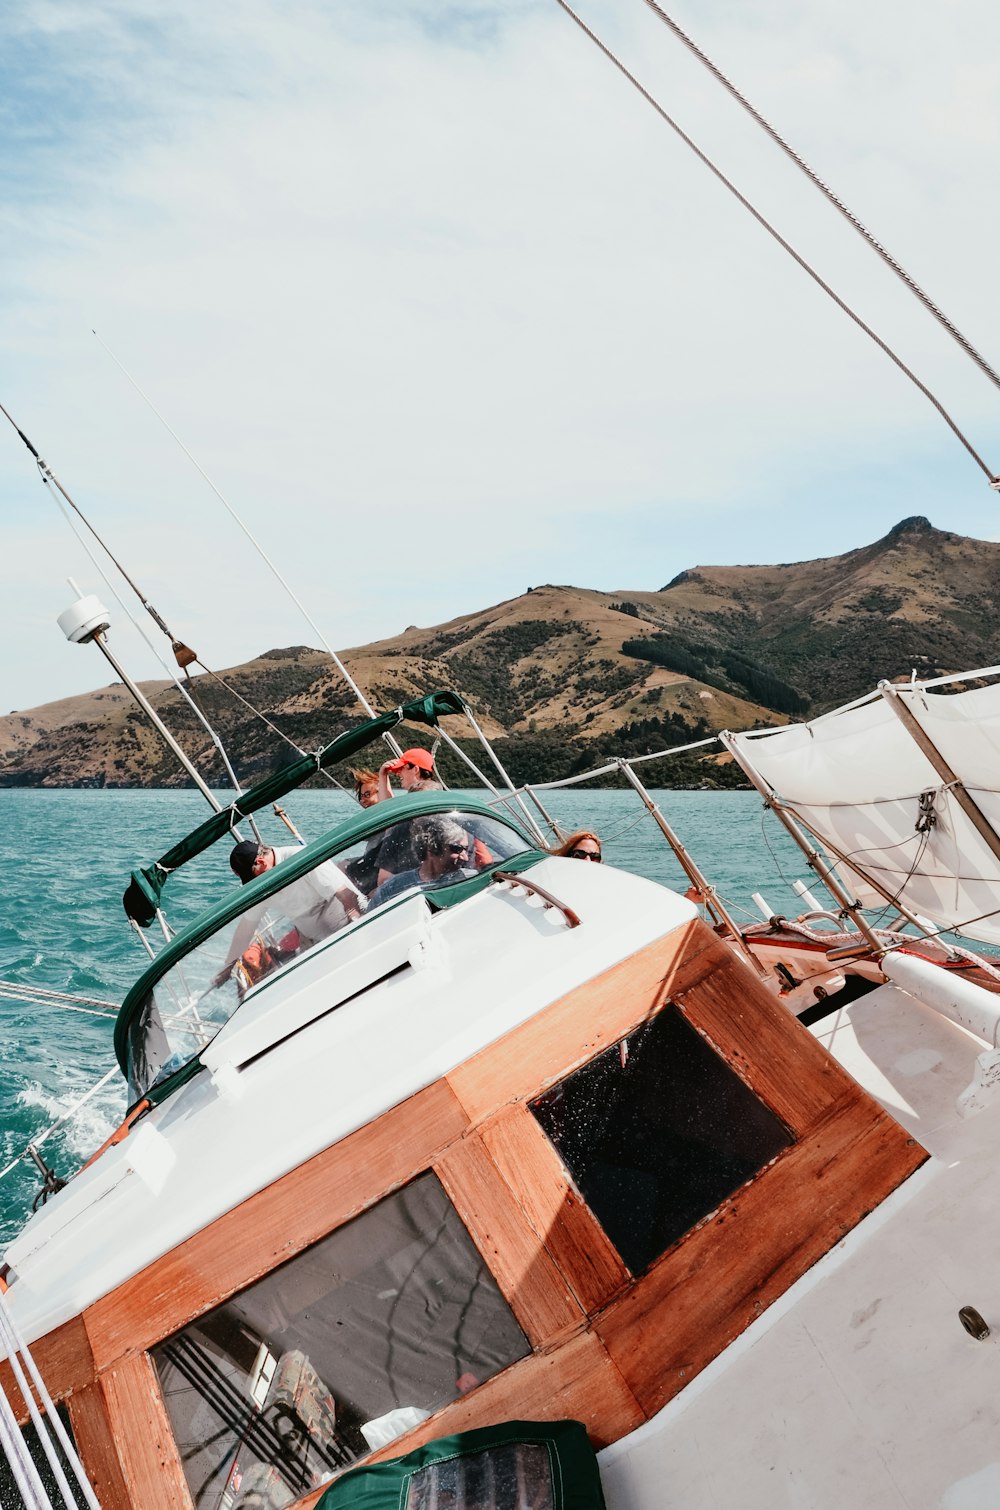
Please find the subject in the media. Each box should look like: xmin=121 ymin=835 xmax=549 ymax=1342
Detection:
xmin=368 ymin=817 xmax=475 ymax=907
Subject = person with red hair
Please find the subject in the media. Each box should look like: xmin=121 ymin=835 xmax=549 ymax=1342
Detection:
xmin=551 ymin=830 xmax=602 ymax=862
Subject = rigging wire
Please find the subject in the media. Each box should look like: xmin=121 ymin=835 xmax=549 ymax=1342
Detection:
xmin=90 ymin=331 xmax=404 ymax=743
xmin=637 ymin=0 xmax=1000 ymax=399
xmin=0 ymin=401 xmax=187 ymax=637
xmin=551 ymin=0 xmax=1000 ymax=486
xmin=1 ymin=400 xmax=340 ymax=809
xmin=0 ymin=995 xmax=115 ymax=1022
xmin=43 ymin=485 xmax=255 ymax=814
xmin=758 ymin=802 xmax=799 ymax=898
xmin=0 ymin=402 xmax=270 ymax=828
xmin=0 ymin=982 xmax=117 ymax=1013
xmin=191 ymin=662 xmax=344 ymax=788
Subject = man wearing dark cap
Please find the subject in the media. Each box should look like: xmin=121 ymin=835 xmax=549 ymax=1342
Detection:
xmin=229 ymin=840 xmax=363 ymax=921
xmin=216 ymin=845 xmax=368 ymax=996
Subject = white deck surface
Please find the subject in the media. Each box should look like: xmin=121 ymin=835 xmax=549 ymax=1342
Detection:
xmin=600 ymin=984 xmax=1000 ymax=1510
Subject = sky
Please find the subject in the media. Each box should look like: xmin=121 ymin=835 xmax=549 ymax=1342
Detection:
xmin=2 ymin=0 xmax=1000 ymax=713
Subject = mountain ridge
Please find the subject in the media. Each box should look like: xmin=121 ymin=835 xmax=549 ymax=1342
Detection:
xmin=3 ymin=516 xmax=997 ymax=789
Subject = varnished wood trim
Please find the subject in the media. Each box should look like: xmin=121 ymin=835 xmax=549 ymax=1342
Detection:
xmin=436 ymin=1134 xmax=585 ymax=1346
xmin=673 ymin=944 xmax=856 ymax=1131
xmin=594 ymin=1091 xmax=927 ymax=1415
xmin=445 ymin=918 xmax=715 ymax=1122
xmin=0 ymin=1315 xmax=94 ymax=1424
xmin=85 ymin=1079 xmax=469 ymax=1370
xmin=87 ymin=1353 xmax=192 ymax=1509
xmin=477 ymin=1106 xmax=629 ymax=1313
xmin=67 ymin=1384 xmax=138 ymax=1510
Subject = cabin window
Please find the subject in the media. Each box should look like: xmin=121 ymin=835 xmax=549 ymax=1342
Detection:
xmin=529 ymin=1004 xmax=794 ymax=1273
xmin=150 ymin=1173 xmax=529 ymax=1507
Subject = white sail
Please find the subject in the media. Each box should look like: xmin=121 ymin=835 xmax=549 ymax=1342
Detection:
xmin=728 ymin=673 xmax=1000 ymax=945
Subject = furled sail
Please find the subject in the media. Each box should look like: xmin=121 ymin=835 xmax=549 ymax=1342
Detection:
xmin=727 ymin=673 xmax=1000 ymax=946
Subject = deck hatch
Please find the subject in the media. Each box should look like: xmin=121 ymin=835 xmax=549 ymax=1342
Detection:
xmin=529 ymin=1004 xmax=794 ymax=1273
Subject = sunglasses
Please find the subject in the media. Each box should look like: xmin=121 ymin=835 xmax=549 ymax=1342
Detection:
xmin=569 ymin=848 xmax=601 ymax=862
xmin=446 ymin=843 xmax=469 ymax=854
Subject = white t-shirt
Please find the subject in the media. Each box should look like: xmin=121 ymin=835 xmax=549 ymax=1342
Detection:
xmin=269 ymin=845 xmax=364 ymax=945
xmin=223 ymin=845 xmax=365 ymax=969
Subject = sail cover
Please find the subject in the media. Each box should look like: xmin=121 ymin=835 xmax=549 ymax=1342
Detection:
xmin=727 ymin=674 xmax=1000 ymax=946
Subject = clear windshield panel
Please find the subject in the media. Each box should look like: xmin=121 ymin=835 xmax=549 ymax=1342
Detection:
xmin=126 ymin=811 xmax=533 ymax=1101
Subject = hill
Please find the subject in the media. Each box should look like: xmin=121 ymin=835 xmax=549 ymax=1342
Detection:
xmin=1 ymin=516 xmax=995 ymax=789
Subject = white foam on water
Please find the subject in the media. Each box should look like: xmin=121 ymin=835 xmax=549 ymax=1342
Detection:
xmin=16 ymin=1077 xmax=123 ymax=1163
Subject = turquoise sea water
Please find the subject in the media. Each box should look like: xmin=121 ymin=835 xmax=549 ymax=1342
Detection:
xmin=0 ymin=785 xmax=810 ymax=1248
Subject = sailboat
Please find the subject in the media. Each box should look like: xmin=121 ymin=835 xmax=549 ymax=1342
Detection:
xmin=5 ymin=605 xmax=1000 ymax=1509
xmin=5 ymin=7 xmax=1000 ymax=1510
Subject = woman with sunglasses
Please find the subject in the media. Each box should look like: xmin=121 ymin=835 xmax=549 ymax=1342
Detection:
xmin=551 ymin=830 xmax=602 ymax=863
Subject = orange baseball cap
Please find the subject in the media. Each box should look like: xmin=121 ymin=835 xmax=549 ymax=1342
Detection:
xmin=385 ymin=747 xmax=435 ymax=773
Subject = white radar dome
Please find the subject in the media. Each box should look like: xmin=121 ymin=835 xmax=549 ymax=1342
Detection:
xmin=57 ymin=595 xmax=111 ymax=644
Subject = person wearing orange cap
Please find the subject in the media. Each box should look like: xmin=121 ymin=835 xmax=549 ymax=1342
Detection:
xmin=376 ymin=747 xmax=442 ymax=802
xmin=375 ymin=748 xmax=443 ymax=887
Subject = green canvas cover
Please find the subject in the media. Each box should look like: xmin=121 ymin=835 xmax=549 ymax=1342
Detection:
xmin=315 ymin=1420 xmax=606 ymax=1510
xmin=122 ymin=690 xmax=465 ymax=925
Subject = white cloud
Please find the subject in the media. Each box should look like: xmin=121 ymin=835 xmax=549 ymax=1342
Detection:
xmin=3 ymin=0 xmax=1000 ymax=712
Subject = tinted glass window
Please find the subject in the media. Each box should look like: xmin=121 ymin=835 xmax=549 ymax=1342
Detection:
xmin=530 ymin=1006 xmax=793 ymax=1274
xmin=151 ymin=1174 xmax=529 ymax=1506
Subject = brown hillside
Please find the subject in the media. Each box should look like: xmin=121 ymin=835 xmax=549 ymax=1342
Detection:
xmin=1 ymin=516 xmax=994 ymax=788
xmin=612 ymin=516 xmax=1000 ymax=703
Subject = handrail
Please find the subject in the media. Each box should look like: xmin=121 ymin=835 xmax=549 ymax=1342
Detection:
xmin=491 ymin=870 xmax=581 ymax=928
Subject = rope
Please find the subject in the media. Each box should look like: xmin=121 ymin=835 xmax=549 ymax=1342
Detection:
xmin=0 ymin=981 xmax=117 ymax=1013
xmin=0 ymin=1375 xmax=50 ymax=1510
xmin=0 ymin=1305 xmax=83 ymax=1510
xmin=552 ymin=0 xmax=1000 ymax=486
xmin=638 ymin=0 xmax=1000 ymax=398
